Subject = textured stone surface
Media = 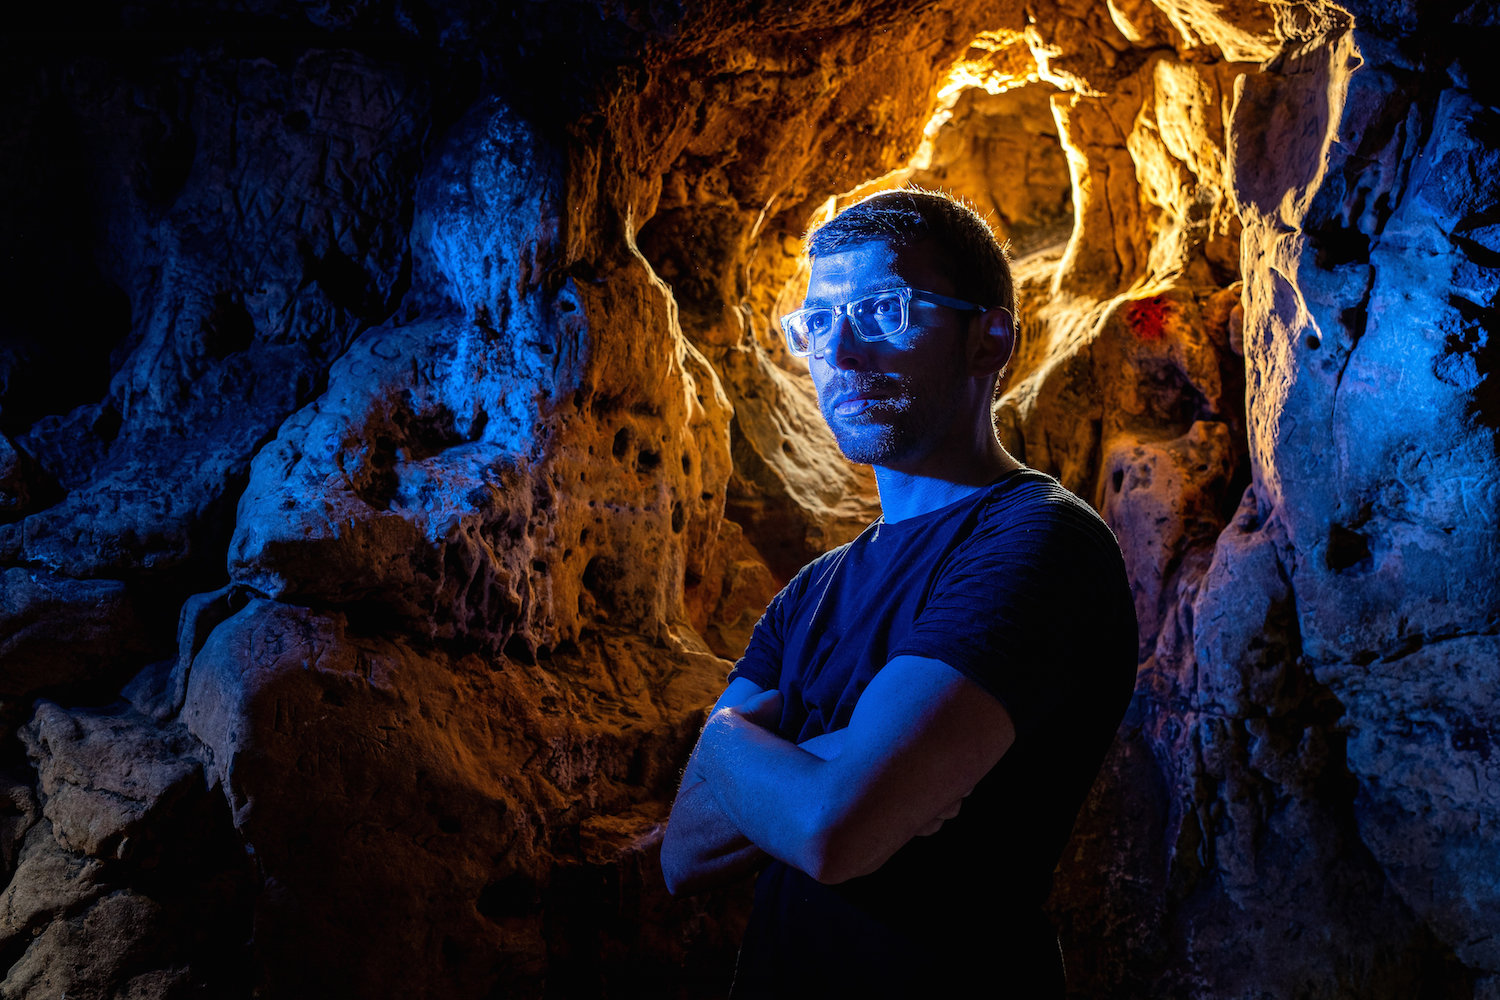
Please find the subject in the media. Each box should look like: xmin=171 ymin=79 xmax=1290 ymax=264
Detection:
xmin=918 ymin=83 xmax=1075 ymax=255
xmin=0 ymin=0 xmax=1495 ymax=996
xmin=0 ymin=569 xmax=150 ymax=734
xmin=178 ymin=596 xmax=723 ymax=996
xmin=0 ymin=823 xmax=106 ymax=948
xmin=1225 ymin=22 xmax=1500 ymax=985
xmin=20 ymin=702 xmax=203 ymax=861
xmin=1323 ymin=636 xmax=1500 ymax=972
xmin=1 ymin=890 xmax=182 ymax=1000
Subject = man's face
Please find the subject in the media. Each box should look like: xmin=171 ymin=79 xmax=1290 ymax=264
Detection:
xmin=804 ymin=240 xmax=986 ymax=474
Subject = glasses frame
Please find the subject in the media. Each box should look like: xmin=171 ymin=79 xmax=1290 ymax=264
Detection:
xmin=780 ymin=285 xmax=991 ymax=358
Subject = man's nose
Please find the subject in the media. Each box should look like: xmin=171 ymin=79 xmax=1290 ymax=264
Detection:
xmin=815 ymin=313 xmax=868 ymax=370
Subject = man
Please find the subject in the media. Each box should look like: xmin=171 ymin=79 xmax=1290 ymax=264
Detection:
xmin=661 ymin=188 xmax=1137 ymax=997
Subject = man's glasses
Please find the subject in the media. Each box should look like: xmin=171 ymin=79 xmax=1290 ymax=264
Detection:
xmin=780 ymin=286 xmax=990 ymax=358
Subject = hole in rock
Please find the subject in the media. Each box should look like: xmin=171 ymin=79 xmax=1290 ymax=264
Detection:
xmin=611 ymin=426 xmax=630 ymax=459
xmin=478 ymin=875 xmax=536 ymax=921
xmin=300 ymin=239 xmax=386 ymax=319
xmin=1326 ymin=523 xmax=1372 ymax=572
xmin=504 ymin=635 xmax=536 ymax=665
xmin=1340 ymin=303 xmax=1367 ymax=341
xmin=581 ymin=556 xmax=622 ymax=612
xmin=201 ymin=291 xmax=255 ymax=359
xmin=1312 ymin=226 xmax=1370 ymax=269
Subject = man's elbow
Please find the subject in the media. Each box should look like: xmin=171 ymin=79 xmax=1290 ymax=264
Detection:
xmin=663 ymin=868 xmax=694 ymax=897
xmin=660 ymin=829 xmax=696 ymax=896
xmin=661 ymin=859 xmax=685 ymax=896
xmin=661 ymin=853 xmax=714 ymax=897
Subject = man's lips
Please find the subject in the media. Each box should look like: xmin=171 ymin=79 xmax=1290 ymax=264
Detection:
xmin=827 ymin=388 xmax=893 ymax=417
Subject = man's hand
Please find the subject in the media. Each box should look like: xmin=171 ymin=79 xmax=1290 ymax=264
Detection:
xmin=797 ymin=728 xmax=846 ymax=761
xmin=731 ymin=687 xmax=783 ymax=730
xmin=915 ymin=796 xmax=965 ymax=836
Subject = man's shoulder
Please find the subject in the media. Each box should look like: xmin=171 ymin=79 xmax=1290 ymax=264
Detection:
xmin=963 ymin=470 xmax=1129 ymax=586
xmin=976 ymin=469 xmax=1111 ymax=533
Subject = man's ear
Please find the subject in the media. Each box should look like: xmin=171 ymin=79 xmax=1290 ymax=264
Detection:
xmin=967 ymin=307 xmax=1015 ymax=376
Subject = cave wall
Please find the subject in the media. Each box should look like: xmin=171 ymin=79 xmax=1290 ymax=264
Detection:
xmin=0 ymin=0 xmax=1496 ymax=997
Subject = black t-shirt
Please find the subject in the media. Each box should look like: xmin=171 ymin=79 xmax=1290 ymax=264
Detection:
xmin=725 ymin=469 xmax=1137 ymax=998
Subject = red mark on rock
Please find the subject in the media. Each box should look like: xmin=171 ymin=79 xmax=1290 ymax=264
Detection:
xmin=1126 ymin=296 xmax=1171 ymax=341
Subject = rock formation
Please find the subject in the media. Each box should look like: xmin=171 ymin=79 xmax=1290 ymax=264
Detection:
xmin=0 ymin=0 xmax=1495 ymax=996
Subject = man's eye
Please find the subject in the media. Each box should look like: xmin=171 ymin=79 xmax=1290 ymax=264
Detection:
xmin=869 ymin=295 xmax=902 ymax=316
xmin=804 ymin=311 xmax=832 ymax=334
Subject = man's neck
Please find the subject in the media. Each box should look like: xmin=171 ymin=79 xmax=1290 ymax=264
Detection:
xmin=874 ymin=440 xmax=1022 ymax=523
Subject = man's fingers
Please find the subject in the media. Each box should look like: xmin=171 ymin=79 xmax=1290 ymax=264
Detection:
xmin=736 ymin=688 xmax=784 ymax=728
xmin=935 ymin=798 xmax=963 ymax=821
xmin=916 ymin=798 xmax=965 ymax=836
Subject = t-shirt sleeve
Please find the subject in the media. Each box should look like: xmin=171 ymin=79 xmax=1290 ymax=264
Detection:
xmin=726 ymin=581 xmax=791 ymax=691
xmin=890 ymin=493 xmax=1131 ymax=739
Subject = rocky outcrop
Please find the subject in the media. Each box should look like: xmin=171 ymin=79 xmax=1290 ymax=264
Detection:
xmin=0 ymin=0 xmax=1494 ymax=996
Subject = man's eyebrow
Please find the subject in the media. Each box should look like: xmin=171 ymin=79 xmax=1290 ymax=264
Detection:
xmin=803 ymin=284 xmax=907 ymax=308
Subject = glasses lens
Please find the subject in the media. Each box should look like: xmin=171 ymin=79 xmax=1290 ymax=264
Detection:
xmin=783 ymin=288 xmax=912 ymax=356
xmin=849 ymin=291 xmax=908 ymax=341
xmin=783 ymin=308 xmax=831 ymax=355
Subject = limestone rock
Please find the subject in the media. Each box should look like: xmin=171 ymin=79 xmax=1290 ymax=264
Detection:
xmin=0 ymin=823 xmax=105 ymax=948
xmin=1101 ymin=420 xmax=1239 ymax=657
xmin=8 ymin=48 xmax=428 ymax=583
xmin=230 ymin=97 xmax=734 ymax=657
xmin=0 ymin=436 xmax=53 ymax=525
xmin=720 ymin=345 xmax=880 ymax=581
xmin=1 ymin=890 xmax=182 ymax=1000
xmin=19 ymin=702 xmax=204 ymax=862
xmin=692 ymin=519 xmax=781 ymax=660
xmin=1319 ymin=636 xmax=1500 ymax=972
xmin=0 ymin=569 xmax=150 ymax=730
xmin=1220 ymin=21 xmax=1500 ymax=986
xmin=917 ymin=83 xmax=1074 ymax=255
xmin=1190 ymin=490 xmax=1300 ymax=717
xmin=0 ymin=775 xmax=36 ymax=890
xmin=179 ymin=596 xmax=724 ymax=996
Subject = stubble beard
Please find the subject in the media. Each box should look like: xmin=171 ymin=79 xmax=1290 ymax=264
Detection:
xmin=820 ymin=378 xmax=925 ymax=467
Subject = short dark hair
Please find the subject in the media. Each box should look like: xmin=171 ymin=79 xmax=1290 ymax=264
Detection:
xmin=806 ymin=187 xmax=1015 ymax=321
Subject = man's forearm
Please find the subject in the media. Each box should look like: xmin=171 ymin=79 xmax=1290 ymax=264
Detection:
xmin=694 ymin=708 xmax=847 ymax=881
xmin=660 ymin=776 xmax=766 ymax=895
xmin=693 ymin=657 xmax=1014 ymax=885
xmin=660 ymin=680 xmax=779 ymax=895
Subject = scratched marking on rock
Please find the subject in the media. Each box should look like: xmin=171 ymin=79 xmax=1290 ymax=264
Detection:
xmin=314 ymin=61 xmax=402 ymax=134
